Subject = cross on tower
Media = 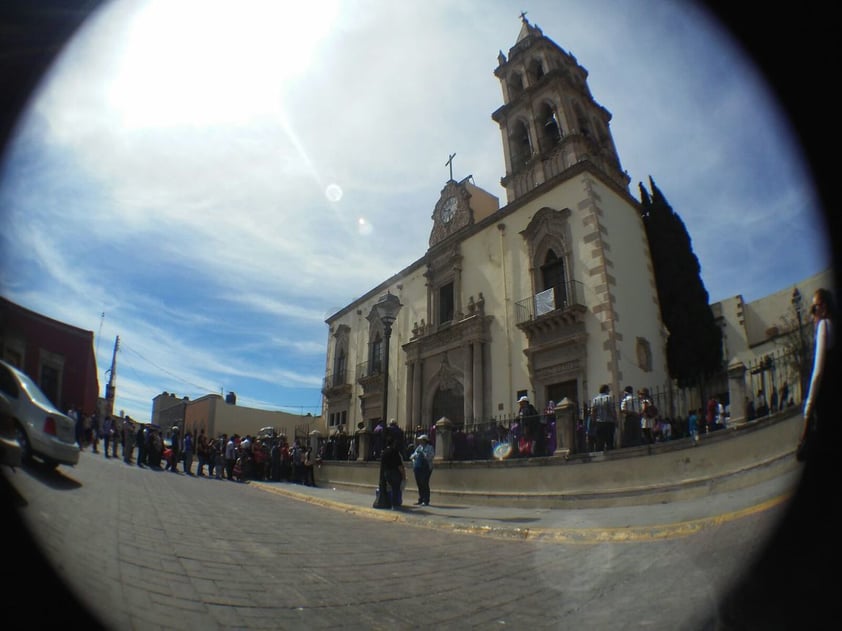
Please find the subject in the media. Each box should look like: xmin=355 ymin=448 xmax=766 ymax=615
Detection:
xmin=519 ymin=11 xmax=528 ymax=23
xmin=445 ymin=153 xmax=456 ymax=181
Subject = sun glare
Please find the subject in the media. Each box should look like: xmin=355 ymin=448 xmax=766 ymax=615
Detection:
xmin=107 ymin=0 xmax=340 ymax=129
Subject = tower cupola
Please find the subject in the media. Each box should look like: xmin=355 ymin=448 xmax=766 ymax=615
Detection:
xmin=492 ymin=14 xmax=630 ymax=203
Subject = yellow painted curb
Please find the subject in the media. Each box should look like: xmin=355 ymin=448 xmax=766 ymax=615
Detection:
xmin=253 ymin=483 xmax=791 ymax=544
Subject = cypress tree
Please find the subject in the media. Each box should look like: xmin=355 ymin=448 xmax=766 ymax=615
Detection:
xmin=639 ymin=177 xmax=723 ymax=388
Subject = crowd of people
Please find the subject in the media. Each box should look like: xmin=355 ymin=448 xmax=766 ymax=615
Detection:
xmin=66 ymin=380 xmax=792 ymax=484
xmin=584 ymin=384 xmax=740 ymax=452
xmin=71 ymin=417 xmax=319 ymax=486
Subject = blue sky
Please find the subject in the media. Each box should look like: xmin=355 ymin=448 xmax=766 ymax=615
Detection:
xmin=0 ymin=0 xmax=831 ymax=422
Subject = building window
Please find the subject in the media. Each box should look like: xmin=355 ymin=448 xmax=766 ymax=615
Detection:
xmin=40 ymin=363 xmax=60 ymax=407
xmin=510 ymin=120 xmax=532 ymax=167
xmin=540 ymin=249 xmax=568 ymax=309
xmin=439 ymin=282 xmax=454 ymax=325
xmin=330 ymin=411 xmax=348 ymax=428
xmin=333 ymin=349 xmax=347 ymax=386
xmin=3 ymin=347 xmax=22 ymax=367
xmin=370 ymin=334 xmax=383 ymax=374
xmin=538 ymin=103 xmax=561 ymax=150
xmin=636 ymin=337 xmax=653 ymax=372
xmin=529 ymin=58 xmax=545 ymax=82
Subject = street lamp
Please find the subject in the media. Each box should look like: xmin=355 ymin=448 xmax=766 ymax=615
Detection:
xmin=791 ymin=287 xmax=806 ymax=400
xmin=372 ymin=291 xmax=401 ymax=509
xmin=373 ymin=291 xmax=402 ymax=424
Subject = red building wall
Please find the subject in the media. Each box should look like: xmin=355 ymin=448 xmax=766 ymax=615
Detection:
xmin=0 ymin=297 xmax=100 ymax=415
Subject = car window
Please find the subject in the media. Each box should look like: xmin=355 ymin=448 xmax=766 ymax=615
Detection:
xmin=14 ymin=368 xmax=56 ymax=409
xmin=0 ymin=364 xmax=20 ymax=399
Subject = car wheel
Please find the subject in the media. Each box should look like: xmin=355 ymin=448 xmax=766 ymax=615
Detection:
xmin=14 ymin=423 xmax=33 ymax=463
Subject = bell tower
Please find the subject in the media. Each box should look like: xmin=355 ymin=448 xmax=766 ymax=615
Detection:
xmin=492 ymin=14 xmax=630 ymax=203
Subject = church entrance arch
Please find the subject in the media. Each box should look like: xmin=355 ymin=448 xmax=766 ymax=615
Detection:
xmin=547 ymin=380 xmax=578 ymax=409
xmin=431 ymin=387 xmax=464 ymax=427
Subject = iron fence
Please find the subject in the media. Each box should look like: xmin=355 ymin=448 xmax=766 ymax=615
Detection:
xmin=333 ymin=346 xmax=808 ymax=462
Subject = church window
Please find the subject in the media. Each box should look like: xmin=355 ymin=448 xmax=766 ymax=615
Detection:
xmin=538 ymin=103 xmax=561 ymax=151
xmin=331 ymin=325 xmax=350 ymax=386
xmin=370 ymin=333 xmax=383 ymax=375
xmin=508 ymin=72 xmax=525 ymax=97
xmin=541 ymin=249 xmax=568 ymax=309
xmin=636 ymin=337 xmax=653 ymax=372
xmin=510 ymin=120 xmax=532 ymax=167
xmin=332 ymin=348 xmax=347 ymax=386
xmin=439 ymin=282 xmax=455 ymax=325
xmin=528 ymin=58 xmax=545 ymax=82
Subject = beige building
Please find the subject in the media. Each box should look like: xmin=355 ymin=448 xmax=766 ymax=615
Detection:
xmin=152 ymin=391 xmax=322 ymax=443
xmin=322 ymin=18 xmax=669 ymax=439
xmin=711 ymin=267 xmax=834 ymax=412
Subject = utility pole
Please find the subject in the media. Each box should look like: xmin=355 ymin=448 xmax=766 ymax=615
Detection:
xmin=791 ymin=288 xmax=806 ymax=402
xmin=96 ymin=311 xmax=105 ymax=357
xmin=105 ymin=335 xmax=120 ymax=418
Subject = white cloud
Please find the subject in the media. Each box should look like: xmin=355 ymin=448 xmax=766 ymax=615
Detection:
xmin=0 ymin=0 xmax=829 ymax=420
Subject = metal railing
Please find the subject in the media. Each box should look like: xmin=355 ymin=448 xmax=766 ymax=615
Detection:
xmin=514 ymin=280 xmax=585 ymax=325
xmin=355 ymin=360 xmax=382 ymax=379
xmin=322 ymin=369 xmax=347 ymax=392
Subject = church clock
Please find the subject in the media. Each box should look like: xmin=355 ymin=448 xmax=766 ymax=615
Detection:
xmin=441 ymin=195 xmax=457 ymax=223
xmin=429 ymin=178 xmax=479 ymax=248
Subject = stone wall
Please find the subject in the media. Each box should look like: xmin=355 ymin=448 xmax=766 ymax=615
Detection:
xmin=314 ymin=408 xmax=802 ymax=508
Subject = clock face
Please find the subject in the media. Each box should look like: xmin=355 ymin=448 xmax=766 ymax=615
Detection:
xmin=441 ymin=196 xmax=457 ymax=222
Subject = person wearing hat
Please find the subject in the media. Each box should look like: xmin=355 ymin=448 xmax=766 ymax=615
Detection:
xmin=620 ymin=386 xmax=640 ymax=447
xmin=409 ymin=434 xmax=434 ymax=506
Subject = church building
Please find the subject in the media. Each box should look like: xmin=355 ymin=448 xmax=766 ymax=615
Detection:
xmin=322 ymin=17 xmax=668 ymax=443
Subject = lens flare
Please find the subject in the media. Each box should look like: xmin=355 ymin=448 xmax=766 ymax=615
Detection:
xmin=493 ymin=441 xmax=512 ymax=460
xmin=357 ymin=217 xmax=373 ymax=236
xmin=325 ymin=183 xmax=343 ymax=202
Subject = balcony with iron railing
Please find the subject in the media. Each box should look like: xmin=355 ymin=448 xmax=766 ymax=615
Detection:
xmin=322 ymin=369 xmax=351 ymax=397
xmin=515 ymin=280 xmax=585 ymax=323
xmin=356 ymin=359 xmax=383 ymax=379
xmin=515 ymin=280 xmax=587 ymax=339
xmin=355 ymin=359 xmax=385 ymax=398
xmin=355 ymin=359 xmax=384 ymax=394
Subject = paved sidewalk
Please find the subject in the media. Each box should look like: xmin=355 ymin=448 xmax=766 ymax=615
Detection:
xmin=250 ymin=466 xmax=799 ymax=543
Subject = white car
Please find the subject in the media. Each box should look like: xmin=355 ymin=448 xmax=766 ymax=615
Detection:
xmin=0 ymin=359 xmax=79 ymax=468
xmin=0 ymin=390 xmax=22 ymax=467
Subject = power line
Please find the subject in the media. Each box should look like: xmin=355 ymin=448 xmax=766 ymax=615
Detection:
xmin=117 ymin=340 xmax=323 ymax=414
xmin=119 ymin=341 xmax=217 ymax=394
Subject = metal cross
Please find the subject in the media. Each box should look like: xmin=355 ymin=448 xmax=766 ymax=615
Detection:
xmin=519 ymin=11 xmax=528 ymax=22
xmin=445 ymin=153 xmax=456 ymax=181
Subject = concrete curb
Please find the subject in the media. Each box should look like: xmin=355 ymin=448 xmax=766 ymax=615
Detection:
xmin=252 ymin=481 xmax=793 ymax=544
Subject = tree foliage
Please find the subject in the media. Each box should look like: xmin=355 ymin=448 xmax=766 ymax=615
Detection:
xmin=639 ymin=177 xmax=723 ymax=387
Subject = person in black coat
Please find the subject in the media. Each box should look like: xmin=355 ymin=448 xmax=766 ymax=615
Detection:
xmin=516 ymin=395 xmax=541 ymax=456
xmin=375 ymin=435 xmax=405 ymax=509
